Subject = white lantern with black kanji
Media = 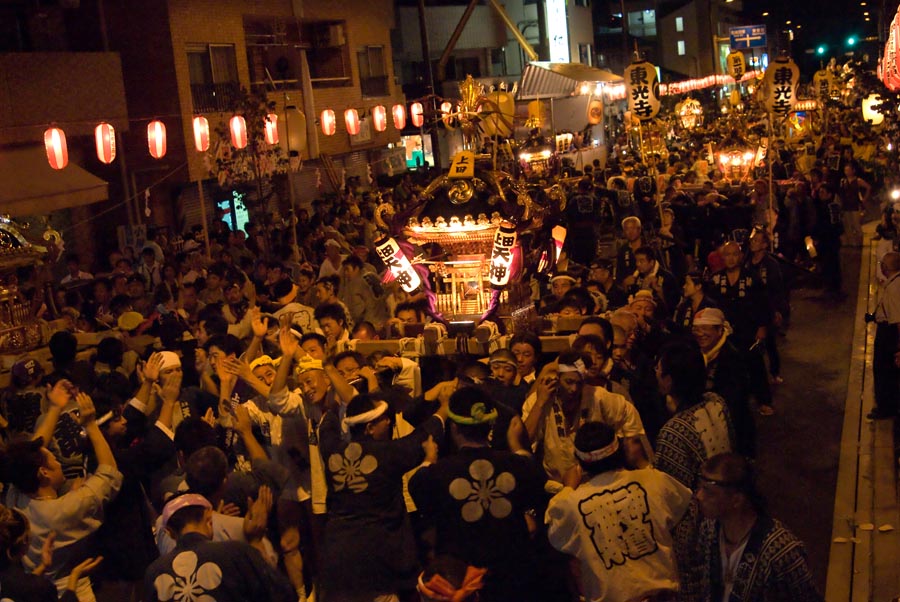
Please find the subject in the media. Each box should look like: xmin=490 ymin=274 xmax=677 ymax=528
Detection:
xmin=763 ymin=54 xmax=800 ymax=117
xmin=862 ymin=94 xmax=885 ymax=125
xmin=624 ymin=58 xmax=660 ymax=121
xmin=374 ymin=236 xmax=421 ymax=293
xmin=727 ymin=51 xmax=746 ymax=80
xmin=488 ymin=222 xmax=517 ymax=289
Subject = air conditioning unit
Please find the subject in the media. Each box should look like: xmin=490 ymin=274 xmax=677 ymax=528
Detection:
xmin=314 ymin=23 xmax=346 ymax=48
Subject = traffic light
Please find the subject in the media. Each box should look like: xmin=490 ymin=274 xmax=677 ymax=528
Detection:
xmin=847 ymin=36 xmax=857 ymax=46
xmin=816 ymin=45 xmax=827 ymax=55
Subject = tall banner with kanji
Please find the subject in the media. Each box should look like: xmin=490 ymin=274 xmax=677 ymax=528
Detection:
xmin=762 ymin=55 xmax=799 ymax=117
xmin=625 ymin=59 xmax=660 ymax=121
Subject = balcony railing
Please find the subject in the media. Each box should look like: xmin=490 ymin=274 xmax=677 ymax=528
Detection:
xmin=190 ymin=82 xmax=240 ymax=113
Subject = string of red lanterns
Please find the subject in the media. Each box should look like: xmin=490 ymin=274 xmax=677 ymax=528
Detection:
xmin=42 ymin=101 xmax=426 ymax=169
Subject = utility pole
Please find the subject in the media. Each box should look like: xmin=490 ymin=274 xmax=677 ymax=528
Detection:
xmin=417 ymin=0 xmax=442 ymax=170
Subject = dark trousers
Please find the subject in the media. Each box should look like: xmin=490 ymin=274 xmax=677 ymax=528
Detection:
xmin=739 ymin=342 xmax=773 ymax=407
xmin=873 ymin=323 xmax=899 ymax=416
xmin=765 ymin=330 xmax=781 ymax=377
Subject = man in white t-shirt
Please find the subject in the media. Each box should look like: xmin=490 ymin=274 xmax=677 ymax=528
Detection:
xmin=522 ymin=350 xmax=647 ymax=485
xmin=546 ymin=421 xmax=691 ymax=602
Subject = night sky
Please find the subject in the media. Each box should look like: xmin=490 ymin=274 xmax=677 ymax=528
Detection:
xmin=741 ymin=0 xmax=893 ymax=67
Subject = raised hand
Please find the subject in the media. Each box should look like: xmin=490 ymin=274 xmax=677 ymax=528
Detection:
xmin=201 ymin=408 xmax=217 ymax=429
xmin=154 ymin=373 xmax=181 ymax=404
xmin=222 ymin=356 xmax=251 ymax=380
xmin=47 ymin=380 xmax=73 ymax=409
xmin=65 ymin=556 xmax=103 ymax=592
xmin=233 ymin=403 xmax=253 ymax=434
xmin=250 ymin=307 xmax=268 ymax=339
xmin=217 ymin=499 xmax=241 ymax=517
xmin=279 ymin=326 xmax=299 ymax=358
xmin=74 ymin=391 xmax=97 ymax=426
xmin=243 ymin=485 xmax=273 ymax=541
xmin=142 ymin=352 xmax=164 ymax=384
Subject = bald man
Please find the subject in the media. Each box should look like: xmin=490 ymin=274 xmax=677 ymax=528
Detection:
xmin=870 ymin=251 xmax=900 ymax=419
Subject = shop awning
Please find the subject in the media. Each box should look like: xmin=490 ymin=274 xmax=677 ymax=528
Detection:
xmin=517 ymin=62 xmax=623 ymax=100
xmin=0 ymin=146 xmax=108 ymax=217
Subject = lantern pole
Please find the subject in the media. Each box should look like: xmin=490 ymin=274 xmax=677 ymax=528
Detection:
xmin=767 ymin=113 xmax=775 ymax=251
xmin=114 ymin=128 xmax=134 ymax=227
xmin=283 ymin=99 xmax=300 ymax=259
xmin=197 ymin=180 xmax=212 ymax=262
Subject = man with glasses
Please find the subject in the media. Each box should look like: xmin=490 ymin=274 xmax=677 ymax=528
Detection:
xmin=696 ymin=453 xmax=822 ymax=602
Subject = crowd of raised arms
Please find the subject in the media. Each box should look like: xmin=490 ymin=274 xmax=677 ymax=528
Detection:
xmin=2 ymin=118 xmax=893 ymax=602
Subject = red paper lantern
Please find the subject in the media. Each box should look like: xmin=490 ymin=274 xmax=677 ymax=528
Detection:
xmin=321 ymin=109 xmax=336 ymax=136
xmin=344 ymin=108 xmax=360 ymax=135
xmin=392 ymin=104 xmax=406 ymax=130
xmin=441 ymin=101 xmax=454 ymax=127
xmin=192 ymin=116 xmax=209 ymax=152
xmin=264 ymin=113 xmax=279 ymax=145
xmin=229 ymin=115 xmax=248 ymax=149
xmin=94 ymin=122 xmax=116 ymax=164
xmin=411 ymin=102 xmax=424 ymax=127
xmin=147 ymin=120 xmax=167 ymax=159
xmin=44 ymin=127 xmax=68 ymax=170
xmin=371 ymin=105 xmax=387 ymax=132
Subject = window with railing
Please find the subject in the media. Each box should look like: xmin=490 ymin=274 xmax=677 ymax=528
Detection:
xmin=188 ymin=44 xmax=240 ymax=112
xmin=358 ymin=45 xmax=389 ymax=97
xmin=305 ymin=20 xmax=351 ymax=87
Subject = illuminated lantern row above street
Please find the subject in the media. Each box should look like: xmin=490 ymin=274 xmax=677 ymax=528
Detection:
xmin=45 ymin=101 xmax=413 ymax=164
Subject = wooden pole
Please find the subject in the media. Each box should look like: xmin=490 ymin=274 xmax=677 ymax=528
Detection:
xmin=197 ymin=180 xmax=212 ymax=261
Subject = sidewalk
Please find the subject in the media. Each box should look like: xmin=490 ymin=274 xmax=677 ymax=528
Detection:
xmin=825 ymin=224 xmax=900 ymax=602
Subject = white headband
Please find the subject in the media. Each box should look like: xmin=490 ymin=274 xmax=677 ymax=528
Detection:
xmin=558 ymin=359 xmax=586 ymax=375
xmin=158 ymin=351 xmax=182 ymax=371
xmin=341 ymin=401 xmax=389 ymax=434
xmin=574 ymin=437 xmax=620 ymax=462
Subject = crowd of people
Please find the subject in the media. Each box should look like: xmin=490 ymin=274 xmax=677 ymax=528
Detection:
xmin=1 ymin=98 xmax=891 ymax=602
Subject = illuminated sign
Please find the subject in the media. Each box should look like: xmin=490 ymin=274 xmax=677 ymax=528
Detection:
xmin=547 ymin=0 xmax=570 ymax=63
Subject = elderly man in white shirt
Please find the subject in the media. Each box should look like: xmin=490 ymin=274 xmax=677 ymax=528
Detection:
xmin=522 ymin=350 xmax=649 ymax=487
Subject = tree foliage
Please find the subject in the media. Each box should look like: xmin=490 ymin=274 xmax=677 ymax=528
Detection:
xmin=208 ymin=87 xmax=288 ymax=211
